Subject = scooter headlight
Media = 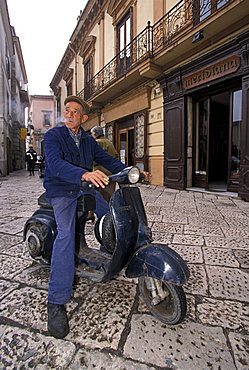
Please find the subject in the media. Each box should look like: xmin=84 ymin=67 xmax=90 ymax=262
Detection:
xmin=128 ymin=166 xmax=140 ymax=184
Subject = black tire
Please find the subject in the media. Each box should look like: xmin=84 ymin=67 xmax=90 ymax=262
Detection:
xmin=102 ymin=212 xmax=116 ymax=253
xmin=139 ymin=277 xmax=187 ymax=325
xmin=94 ymin=217 xmax=103 ymax=245
xmin=25 ymin=224 xmax=45 ymax=259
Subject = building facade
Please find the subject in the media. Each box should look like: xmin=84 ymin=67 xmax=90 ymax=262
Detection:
xmin=0 ymin=0 xmax=29 ymax=175
xmin=50 ymin=0 xmax=249 ymax=201
xmin=28 ymin=95 xmax=57 ymax=156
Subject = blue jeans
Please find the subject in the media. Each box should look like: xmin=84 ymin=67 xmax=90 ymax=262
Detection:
xmin=47 ymin=190 xmax=109 ymax=304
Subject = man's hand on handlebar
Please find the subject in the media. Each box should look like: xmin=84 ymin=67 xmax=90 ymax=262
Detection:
xmin=141 ymin=171 xmax=151 ymax=183
xmin=81 ymin=170 xmax=109 ymax=188
xmin=140 ymin=171 xmax=152 ymax=182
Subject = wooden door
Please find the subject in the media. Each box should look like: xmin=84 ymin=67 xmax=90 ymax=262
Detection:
xmin=164 ymin=98 xmax=186 ymax=189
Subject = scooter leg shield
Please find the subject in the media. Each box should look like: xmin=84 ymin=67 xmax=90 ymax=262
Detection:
xmin=125 ymin=243 xmax=190 ymax=285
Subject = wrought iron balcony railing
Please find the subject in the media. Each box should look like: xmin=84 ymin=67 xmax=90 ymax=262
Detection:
xmin=79 ymin=25 xmax=153 ymax=101
xmin=78 ymin=0 xmax=234 ymax=101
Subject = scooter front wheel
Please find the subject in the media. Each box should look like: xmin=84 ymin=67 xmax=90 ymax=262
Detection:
xmin=94 ymin=212 xmax=116 ymax=254
xmin=139 ymin=277 xmax=187 ymax=325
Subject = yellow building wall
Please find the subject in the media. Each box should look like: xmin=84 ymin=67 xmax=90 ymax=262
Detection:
xmin=90 ymin=23 xmax=100 ymax=74
xmin=77 ymin=55 xmax=84 ymax=94
xmin=147 ymin=84 xmax=164 ymax=185
xmin=136 ymin=0 xmax=153 ymax=33
xmin=104 ymin=11 xmax=115 ymax=65
xmin=165 ymin=0 xmax=177 ymax=12
xmin=153 ymin=0 xmax=164 ymax=23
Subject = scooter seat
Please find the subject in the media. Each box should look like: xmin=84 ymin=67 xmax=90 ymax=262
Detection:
xmin=38 ymin=193 xmax=52 ymax=209
xmin=37 ymin=193 xmax=96 ymax=211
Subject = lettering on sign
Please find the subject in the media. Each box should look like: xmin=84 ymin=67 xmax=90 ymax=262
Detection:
xmin=183 ymin=55 xmax=240 ymax=90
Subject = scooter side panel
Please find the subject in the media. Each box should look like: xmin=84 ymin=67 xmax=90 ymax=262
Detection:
xmin=125 ymin=243 xmax=190 ymax=285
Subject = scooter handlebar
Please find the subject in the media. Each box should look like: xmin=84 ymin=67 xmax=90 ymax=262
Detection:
xmin=108 ymin=166 xmax=141 ymax=184
xmin=80 ymin=166 xmax=141 ymax=190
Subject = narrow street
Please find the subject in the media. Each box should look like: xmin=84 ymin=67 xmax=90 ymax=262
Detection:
xmin=0 ymin=169 xmax=248 ymax=369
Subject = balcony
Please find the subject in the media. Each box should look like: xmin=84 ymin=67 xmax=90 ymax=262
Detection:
xmin=78 ymin=0 xmax=245 ymax=105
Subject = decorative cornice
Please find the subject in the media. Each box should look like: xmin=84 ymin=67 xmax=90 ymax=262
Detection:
xmin=79 ymin=36 xmax=96 ymax=58
xmin=63 ymin=68 xmax=73 ymax=83
xmin=107 ymin=0 xmax=135 ymax=22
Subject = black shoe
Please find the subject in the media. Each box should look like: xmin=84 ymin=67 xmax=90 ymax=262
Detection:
xmin=47 ymin=303 xmax=69 ymax=339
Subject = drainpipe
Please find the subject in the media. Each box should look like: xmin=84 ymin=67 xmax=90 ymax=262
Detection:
xmin=68 ymin=42 xmax=78 ymax=94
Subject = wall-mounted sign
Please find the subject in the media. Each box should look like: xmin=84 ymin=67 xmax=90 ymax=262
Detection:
xmin=183 ymin=55 xmax=240 ymax=90
xmin=20 ymin=128 xmax=27 ymax=140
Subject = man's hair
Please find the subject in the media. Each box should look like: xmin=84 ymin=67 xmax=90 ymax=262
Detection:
xmin=64 ymin=95 xmax=90 ymax=115
xmin=91 ymin=126 xmax=104 ymax=138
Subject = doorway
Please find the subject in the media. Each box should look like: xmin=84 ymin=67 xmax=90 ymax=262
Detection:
xmin=193 ymin=88 xmax=242 ymax=192
xmin=118 ymin=128 xmax=135 ymax=165
xmin=208 ymin=93 xmax=229 ymax=190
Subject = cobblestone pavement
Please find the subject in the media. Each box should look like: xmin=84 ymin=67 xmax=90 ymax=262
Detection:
xmin=0 ymin=169 xmax=248 ymax=370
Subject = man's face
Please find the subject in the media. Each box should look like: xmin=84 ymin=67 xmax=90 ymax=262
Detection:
xmin=63 ymin=101 xmax=88 ymax=131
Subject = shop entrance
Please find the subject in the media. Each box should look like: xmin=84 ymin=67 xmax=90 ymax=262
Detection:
xmin=193 ymin=88 xmax=242 ymax=192
xmin=118 ymin=127 xmax=135 ymax=165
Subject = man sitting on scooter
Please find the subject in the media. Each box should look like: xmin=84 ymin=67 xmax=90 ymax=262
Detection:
xmin=43 ymin=95 xmax=129 ymax=339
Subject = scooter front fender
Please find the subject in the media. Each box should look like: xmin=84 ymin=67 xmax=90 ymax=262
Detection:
xmin=125 ymin=243 xmax=190 ymax=285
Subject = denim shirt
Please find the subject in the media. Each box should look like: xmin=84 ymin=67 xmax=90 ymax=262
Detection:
xmin=44 ymin=125 xmax=126 ymax=198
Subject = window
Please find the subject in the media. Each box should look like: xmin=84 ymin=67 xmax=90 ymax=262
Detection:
xmin=43 ymin=111 xmax=52 ymax=126
xmin=197 ymin=0 xmax=230 ymax=22
xmin=117 ymin=12 xmax=132 ymax=75
xmin=6 ymin=55 xmax=11 ymax=79
xmin=67 ymin=82 xmax=73 ymax=96
xmin=84 ymin=59 xmax=92 ymax=100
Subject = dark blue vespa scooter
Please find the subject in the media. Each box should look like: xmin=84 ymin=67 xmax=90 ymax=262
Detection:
xmin=23 ymin=166 xmax=189 ymax=325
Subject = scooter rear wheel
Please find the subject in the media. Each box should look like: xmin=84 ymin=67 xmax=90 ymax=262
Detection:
xmin=139 ymin=277 xmax=187 ymax=325
xmin=25 ymin=224 xmax=44 ymax=258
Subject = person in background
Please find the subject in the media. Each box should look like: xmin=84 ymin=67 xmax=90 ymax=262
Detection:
xmin=25 ymin=145 xmax=37 ymax=176
xmin=91 ymin=126 xmax=119 ymax=202
xmin=43 ymin=95 xmax=127 ymax=339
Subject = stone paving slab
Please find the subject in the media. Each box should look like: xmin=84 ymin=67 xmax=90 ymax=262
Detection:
xmin=203 ymin=247 xmax=240 ymax=267
xmin=184 ymin=224 xmax=224 ymax=237
xmin=0 ymin=217 xmax=29 ymax=235
xmin=0 ymin=254 xmax=33 ymax=279
xmin=196 ymin=297 xmax=249 ymax=331
xmin=70 ymin=349 xmax=157 ymax=369
xmin=229 ymin=333 xmax=249 ymax=370
xmin=0 ymin=233 xmax=23 ymax=247
xmin=67 ymin=280 xmax=137 ymax=350
xmin=0 ymin=279 xmax=19 ymax=301
xmin=124 ymin=315 xmax=236 ymax=369
xmin=169 ymin=244 xmax=203 ymax=264
xmin=0 ymin=325 xmax=76 ymax=369
xmin=173 ymin=233 xmax=204 ymax=246
xmin=184 ymin=263 xmax=208 ymax=295
xmin=207 ymin=266 xmax=249 ymax=302
xmin=151 ymin=222 xmax=184 ymax=234
xmin=205 ymin=236 xmax=249 ymax=249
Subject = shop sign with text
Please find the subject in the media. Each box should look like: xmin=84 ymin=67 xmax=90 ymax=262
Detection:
xmin=183 ymin=55 xmax=240 ymax=90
